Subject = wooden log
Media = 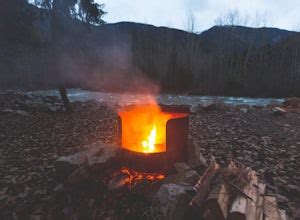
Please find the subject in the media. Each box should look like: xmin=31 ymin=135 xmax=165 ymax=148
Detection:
xmin=264 ymin=196 xmax=280 ymax=220
xmin=256 ymin=183 xmax=266 ymax=220
xmin=279 ymin=209 xmax=288 ymax=220
xmin=245 ymin=171 xmax=259 ymax=220
xmin=189 ymin=160 xmax=220 ymax=207
xmin=202 ymin=182 xmax=230 ymax=220
xmin=228 ymin=168 xmax=252 ymax=220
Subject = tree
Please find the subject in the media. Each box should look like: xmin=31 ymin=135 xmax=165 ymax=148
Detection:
xmin=184 ymin=9 xmax=197 ymax=33
xmin=215 ymin=9 xmax=249 ymax=26
xmin=36 ymin=0 xmax=106 ymax=112
xmin=0 ymin=0 xmax=37 ymax=43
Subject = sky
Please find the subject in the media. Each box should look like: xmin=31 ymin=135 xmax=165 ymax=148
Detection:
xmin=99 ymin=0 xmax=300 ymax=32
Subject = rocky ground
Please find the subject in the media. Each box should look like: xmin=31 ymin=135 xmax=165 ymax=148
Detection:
xmin=190 ymin=104 xmax=300 ymax=214
xmin=0 ymin=92 xmax=299 ymax=219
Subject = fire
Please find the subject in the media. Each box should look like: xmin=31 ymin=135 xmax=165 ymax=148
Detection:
xmin=120 ymin=167 xmax=165 ymax=190
xmin=119 ymin=104 xmax=188 ymax=154
xmin=142 ymin=125 xmax=156 ymax=153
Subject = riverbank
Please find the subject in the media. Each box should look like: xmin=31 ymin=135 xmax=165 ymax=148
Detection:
xmin=0 ymin=92 xmax=299 ymax=219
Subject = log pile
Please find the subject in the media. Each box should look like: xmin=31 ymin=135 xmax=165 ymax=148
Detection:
xmin=190 ymin=161 xmax=288 ymax=220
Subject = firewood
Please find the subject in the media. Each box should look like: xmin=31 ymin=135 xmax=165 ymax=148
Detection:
xmin=202 ymin=182 xmax=230 ymax=220
xmin=189 ymin=160 xmax=220 ymax=207
xmin=228 ymin=168 xmax=252 ymax=220
xmin=278 ymin=209 xmax=288 ymax=220
xmin=245 ymin=171 xmax=259 ymax=220
xmin=263 ymin=196 xmax=281 ymax=220
xmin=256 ymin=183 xmax=266 ymax=220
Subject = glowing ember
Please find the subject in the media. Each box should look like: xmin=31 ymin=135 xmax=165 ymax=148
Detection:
xmin=120 ymin=167 xmax=165 ymax=190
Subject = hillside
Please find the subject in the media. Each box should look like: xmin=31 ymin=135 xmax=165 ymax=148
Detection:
xmin=0 ymin=3 xmax=299 ymax=97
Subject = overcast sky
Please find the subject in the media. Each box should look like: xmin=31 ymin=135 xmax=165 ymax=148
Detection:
xmin=99 ymin=0 xmax=300 ymax=32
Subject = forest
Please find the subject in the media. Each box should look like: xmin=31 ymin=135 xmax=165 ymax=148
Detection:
xmin=0 ymin=0 xmax=300 ymax=97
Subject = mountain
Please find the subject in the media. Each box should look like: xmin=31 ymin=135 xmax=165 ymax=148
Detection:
xmin=0 ymin=3 xmax=299 ymax=97
xmin=199 ymin=25 xmax=296 ymax=52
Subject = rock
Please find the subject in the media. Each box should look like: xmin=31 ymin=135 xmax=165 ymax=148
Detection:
xmin=85 ymin=142 xmax=119 ymax=171
xmin=15 ymin=110 xmax=30 ymax=116
xmin=201 ymin=102 xmax=217 ymax=111
xmin=164 ymin=170 xmax=199 ymax=186
xmin=156 ymin=183 xmax=191 ymax=220
xmin=29 ymin=215 xmax=42 ymax=220
xmin=295 ymin=207 xmax=300 ymax=220
xmin=47 ymin=104 xmax=63 ymax=112
xmin=67 ymin=166 xmax=92 ymax=185
xmin=55 ymin=142 xmax=120 ymax=178
xmin=240 ymin=108 xmax=248 ymax=113
xmin=0 ymin=109 xmax=29 ymax=116
xmin=174 ymin=162 xmax=192 ymax=173
xmin=55 ymin=151 xmax=87 ymax=178
xmin=53 ymin=184 xmax=65 ymax=192
xmin=187 ymin=142 xmax=208 ymax=169
xmin=283 ymin=97 xmax=300 ymax=109
xmin=273 ymin=107 xmax=287 ymax=116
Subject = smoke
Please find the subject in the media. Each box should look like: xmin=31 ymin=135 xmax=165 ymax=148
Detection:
xmin=59 ymin=23 xmax=160 ymax=107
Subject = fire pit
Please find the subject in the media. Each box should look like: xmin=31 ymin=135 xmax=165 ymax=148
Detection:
xmin=118 ymin=104 xmax=190 ymax=172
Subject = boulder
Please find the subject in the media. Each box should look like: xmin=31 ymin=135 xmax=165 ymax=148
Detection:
xmin=174 ymin=162 xmax=192 ymax=173
xmin=55 ymin=142 xmax=120 ymax=178
xmin=156 ymin=183 xmax=191 ymax=220
xmin=67 ymin=166 xmax=92 ymax=185
xmin=85 ymin=142 xmax=120 ymax=171
xmin=55 ymin=151 xmax=87 ymax=178
xmin=164 ymin=170 xmax=199 ymax=186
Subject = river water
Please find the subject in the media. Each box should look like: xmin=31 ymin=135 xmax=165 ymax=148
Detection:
xmin=30 ymin=88 xmax=284 ymax=107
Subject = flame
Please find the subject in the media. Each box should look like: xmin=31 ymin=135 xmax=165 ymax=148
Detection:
xmin=142 ymin=125 xmax=157 ymax=153
xmin=119 ymin=104 xmax=188 ymax=154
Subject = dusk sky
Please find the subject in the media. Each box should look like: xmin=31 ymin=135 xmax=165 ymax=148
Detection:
xmin=99 ymin=0 xmax=300 ymax=32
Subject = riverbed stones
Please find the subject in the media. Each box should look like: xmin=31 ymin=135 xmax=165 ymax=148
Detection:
xmin=55 ymin=151 xmax=87 ymax=178
xmin=156 ymin=183 xmax=191 ymax=220
xmin=174 ymin=162 xmax=192 ymax=173
xmin=55 ymin=142 xmax=120 ymax=178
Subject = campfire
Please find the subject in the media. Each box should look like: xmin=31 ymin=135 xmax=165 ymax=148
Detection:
xmin=118 ymin=103 xmax=190 ymax=172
